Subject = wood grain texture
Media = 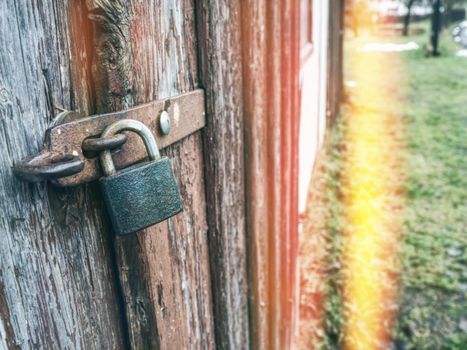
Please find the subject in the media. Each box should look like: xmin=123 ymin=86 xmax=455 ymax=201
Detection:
xmin=87 ymin=0 xmax=215 ymax=348
xmin=0 ymin=1 xmax=126 ymax=348
xmin=241 ymin=1 xmax=301 ymax=349
xmin=195 ymin=1 xmax=250 ymax=349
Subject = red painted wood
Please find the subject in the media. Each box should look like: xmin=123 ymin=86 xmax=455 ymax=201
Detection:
xmin=242 ymin=1 xmax=301 ymax=348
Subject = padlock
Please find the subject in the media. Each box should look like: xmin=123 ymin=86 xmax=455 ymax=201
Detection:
xmin=99 ymin=119 xmax=182 ymax=235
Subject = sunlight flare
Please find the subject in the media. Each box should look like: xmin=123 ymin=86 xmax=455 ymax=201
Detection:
xmin=343 ymin=43 xmax=405 ymax=350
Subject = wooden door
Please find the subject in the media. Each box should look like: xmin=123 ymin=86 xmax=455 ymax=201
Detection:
xmin=0 ymin=1 xmax=248 ymax=349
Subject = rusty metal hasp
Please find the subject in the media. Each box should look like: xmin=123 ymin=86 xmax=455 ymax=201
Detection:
xmin=13 ymin=90 xmax=205 ymax=187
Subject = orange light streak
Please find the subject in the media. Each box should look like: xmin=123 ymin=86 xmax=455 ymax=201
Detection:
xmin=342 ymin=37 xmax=405 ymax=349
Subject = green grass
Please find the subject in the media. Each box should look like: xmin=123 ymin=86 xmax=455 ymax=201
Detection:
xmin=314 ymin=21 xmax=467 ymax=349
xmin=393 ymin=22 xmax=467 ymax=350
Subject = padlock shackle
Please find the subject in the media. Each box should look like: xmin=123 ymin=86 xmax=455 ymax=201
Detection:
xmin=100 ymin=119 xmax=161 ymax=176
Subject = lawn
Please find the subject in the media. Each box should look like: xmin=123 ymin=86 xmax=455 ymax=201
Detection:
xmin=299 ymin=21 xmax=467 ymax=349
xmin=393 ymin=24 xmax=467 ymax=349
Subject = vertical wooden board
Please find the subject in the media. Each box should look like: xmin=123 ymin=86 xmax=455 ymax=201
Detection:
xmin=87 ymin=0 xmax=215 ymax=348
xmin=241 ymin=1 xmax=300 ymax=349
xmin=115 ymin=134 xmax=213 ymax=349
xmin=279 ymin=1 xmax=301 ymax=347
xmin=195 ymin=1 xmax=250 ymax=349
xmin=240 ymin=2 xmax=270 ymax=348
xmin=0 ymin=1 xmax=126 ymax=348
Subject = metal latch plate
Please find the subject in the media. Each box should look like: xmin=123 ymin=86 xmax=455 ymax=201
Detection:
xmin=45 ymin=89 xmax=205 ymax=186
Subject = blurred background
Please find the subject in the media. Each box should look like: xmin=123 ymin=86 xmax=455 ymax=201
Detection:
xmin=298 ymin=0 xmax=467 ymax=349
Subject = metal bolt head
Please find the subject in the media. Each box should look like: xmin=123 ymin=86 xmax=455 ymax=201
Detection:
xmin=159 ymin=111 xmax=171 ymax=135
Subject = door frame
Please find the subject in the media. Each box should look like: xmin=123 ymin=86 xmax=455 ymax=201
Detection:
xmin=240 ymin=1 xmax=301 ymax=349
xmin=196 ymin=1 xmax=301 ymax=348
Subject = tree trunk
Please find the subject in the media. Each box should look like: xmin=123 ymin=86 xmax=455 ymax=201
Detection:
xmin=431 ymin=0 xmax=442 ymax=56
xmin=328 ymin=0 xmax=345 ymax=123
xmin=403 ymin=0 xmax=415 ymax=36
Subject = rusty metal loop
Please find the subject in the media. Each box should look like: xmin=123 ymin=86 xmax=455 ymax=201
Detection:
xmin=82 ymin=134 xmax=128 ymax=152
xmin=100 ymin=119 xmax=161 ymax=176
xmin=13 ymin=153 xmax=85 ymax=183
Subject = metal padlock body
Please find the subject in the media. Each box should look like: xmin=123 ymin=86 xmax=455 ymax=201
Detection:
xmin=99 ymin=119 xmax=182 ymax=236
xmin=100 ymin=157 xmax=182 ymax=235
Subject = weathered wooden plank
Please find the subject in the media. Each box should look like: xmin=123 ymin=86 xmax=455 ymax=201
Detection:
xmin=114 ymin=134 xmax=213 ymax=349
xmin=240 ymin=2 xmax=270 ymax=347
xmin=195 ymin=1 xmax=250 ymax=349
xmin=241 ymin=1 xmax=301 ymax=349
xmin=87 ymin=0 xmax=215 ymax=348
xmin=0 ymin=1 xmax=126 ymax=348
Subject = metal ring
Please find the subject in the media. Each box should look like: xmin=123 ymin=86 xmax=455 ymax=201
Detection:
xmin=82 ymin=134 xmax=128 ymax=152
xmin=13 ymin=154 xmax=85 ymax=183
xmin=100 ymin=119 xmax=160 ymax=176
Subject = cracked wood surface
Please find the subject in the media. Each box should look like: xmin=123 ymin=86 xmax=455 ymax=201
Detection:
xmin=195 ymin=0 xmax=249 ymax=348
xmin=1 ymin=1 xmax=250 ymax=349
xmin=88 ymin=0 xmax=215 ymax=348
xmin=0 ymin=1 xmax=126 ymax=348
